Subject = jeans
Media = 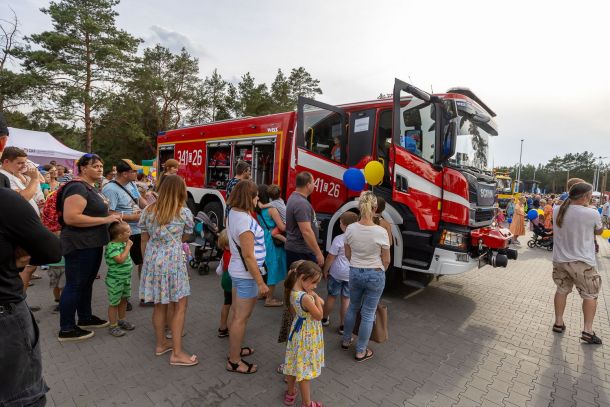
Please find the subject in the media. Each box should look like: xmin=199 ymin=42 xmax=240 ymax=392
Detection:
xmin=0 ymin=301 xmax=48 ymax=406
xmin=60 ymin=247 xmax=103 ymax=331
xmin=342 ymin=267 xmax=385 ymax=354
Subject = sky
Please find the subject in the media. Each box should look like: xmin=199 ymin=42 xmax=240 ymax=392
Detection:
xmin=2 ymin=0 xmax=610 ymax=167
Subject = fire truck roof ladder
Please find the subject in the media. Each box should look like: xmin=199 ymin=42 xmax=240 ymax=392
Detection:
xmin=446 ymin=87 xmax=496 ymax=118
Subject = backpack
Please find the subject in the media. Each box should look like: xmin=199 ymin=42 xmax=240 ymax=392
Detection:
xmin=42 ymin=180 xmax=90 ymax=232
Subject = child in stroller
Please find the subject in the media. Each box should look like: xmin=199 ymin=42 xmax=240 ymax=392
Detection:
xmin=189 ymin=211 xmax=221 ymax=275
xmin=528 ymin=214 xmax=553 ymax=250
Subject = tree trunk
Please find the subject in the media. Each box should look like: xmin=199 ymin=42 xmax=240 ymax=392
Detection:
xmin=84 ymin=32 xmax=93 ymax=152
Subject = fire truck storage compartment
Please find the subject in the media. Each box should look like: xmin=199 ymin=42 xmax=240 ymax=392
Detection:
xmin=206 ymin=142 xmax=231 ymax=190
xmin=233 ymin=137 xmax=276 ymax=186
xmin=159 ymin=144 xmax=175 ymax=168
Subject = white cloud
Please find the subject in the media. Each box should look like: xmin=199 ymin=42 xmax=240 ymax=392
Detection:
xmin=144 ymin=25 xmax=207 ymax=58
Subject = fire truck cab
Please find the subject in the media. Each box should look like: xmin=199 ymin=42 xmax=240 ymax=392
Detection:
xmin=157 ymin=78 xmax=516 ymax=288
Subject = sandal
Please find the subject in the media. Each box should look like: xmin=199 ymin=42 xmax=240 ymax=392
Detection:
xmin=170 ymin=354 xmax=198 ymax=367
xmin=355 ymin=348 xmax=374 ymax=363
xmin=581 ymin=331 xmax=602 ymax=344
xmin=218 ymin=328 xmax=229 ymax=338
xmin=284 ymin=390 xmax=297 ymax=406
xmin=341 ymin=339 xmax=353 ymax=351
xmin=154 ymin=347 xmax=173 ymax=356
xmin=264 ymin=299 xmax=284 ymax=307
xmin=301 ymin=402 xmax=323 ymax=407
xmin=240 ymin=346 xmax=254 ymax=357
xmin=552 ymin=324 xmax=566 ymax=333
xmin=226 ymin=358 xmax=257 ymax=374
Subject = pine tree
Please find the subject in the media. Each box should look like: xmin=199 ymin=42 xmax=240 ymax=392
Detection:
xmin=18 ymin=0 xmax=140 ymax=151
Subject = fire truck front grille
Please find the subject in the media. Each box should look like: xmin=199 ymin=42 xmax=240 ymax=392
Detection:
xmin=474 ymin=209 xmax=494 ymax=223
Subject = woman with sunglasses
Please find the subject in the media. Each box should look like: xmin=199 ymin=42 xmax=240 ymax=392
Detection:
xmin=58 ymin=154 xmax=122 ymax=342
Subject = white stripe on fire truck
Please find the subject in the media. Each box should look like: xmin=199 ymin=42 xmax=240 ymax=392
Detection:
xmin=394 ymin=165 xmax=470 ymax=209
xmin=297 ymin=149 xmax=346 ymax=180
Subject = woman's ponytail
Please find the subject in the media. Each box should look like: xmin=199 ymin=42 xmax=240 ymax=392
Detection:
xmin=358 ymin=191 xmax=378 ymax=220
xmin=555 ymin=182 xmax=593 ymax=228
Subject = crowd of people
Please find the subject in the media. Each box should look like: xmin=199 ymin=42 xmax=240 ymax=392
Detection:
xmin=1 ymin=107 xmax=608 ymax=405
xmin=0 ymin=109 xmax=392 ymax=406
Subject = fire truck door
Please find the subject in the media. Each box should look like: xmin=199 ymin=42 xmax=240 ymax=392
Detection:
xmin=296 ymin=96 xmax=348 ymax=213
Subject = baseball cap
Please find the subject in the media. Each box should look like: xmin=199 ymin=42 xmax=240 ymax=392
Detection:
xmin=116 ymin=159 xmax=143 ymax=173
xmin=559 ymin=192 xmax=568 ymax=201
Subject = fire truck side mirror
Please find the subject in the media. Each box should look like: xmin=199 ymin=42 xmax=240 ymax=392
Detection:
xmin=435 ymin=101 xmax=457 ymax=165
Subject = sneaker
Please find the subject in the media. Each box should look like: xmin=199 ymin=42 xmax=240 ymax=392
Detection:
xmin=338 ymin=325 xmax=344 ymax=335
xmin=58 ymin=327 xmax=94 ymax=342
xmin=109 ymin=326 xmax=125 ymax=337
xmin=126 ymin=301 xmax=133 ymax=311
xmin=118 ymin=320 xmax=135 ymax=331
xmin=321 ymin=317 xmax=330 ymax=327
xmin=40 ymin=265 xmax=49 ymax=271
xmin=78 ymin=315 xmax=109 ymax=329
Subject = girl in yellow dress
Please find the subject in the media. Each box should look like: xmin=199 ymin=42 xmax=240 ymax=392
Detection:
xmin=282 ymin=261 xmax=325 ymax=407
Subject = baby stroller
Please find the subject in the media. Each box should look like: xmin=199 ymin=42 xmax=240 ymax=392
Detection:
xmin=527 ymin=223 xmax=553 ymax=251
xmin=189 ymin=211 xmax=220 ymax=275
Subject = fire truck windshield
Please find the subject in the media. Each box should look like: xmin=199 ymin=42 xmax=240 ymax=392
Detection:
xmin=448 ymin=108 xmax=497 ymax=171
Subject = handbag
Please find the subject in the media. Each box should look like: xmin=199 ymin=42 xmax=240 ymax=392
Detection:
xmin=352 ymin=302 xmax=388 ymax=343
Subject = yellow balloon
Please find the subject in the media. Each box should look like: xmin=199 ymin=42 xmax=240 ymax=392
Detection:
xmin=364 ymin=161 xmax=384 ymax=186
xmin=537 ymin=209 xmax=544 ymax=215
xmin=601 ymin=229 xmax=610 ymax=239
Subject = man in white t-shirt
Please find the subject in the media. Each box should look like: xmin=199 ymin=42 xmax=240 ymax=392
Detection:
xmin=551 ymin=182 xmax=604 ymax=344
xmin=0 ymin=147 xmax=44 ymax=216
xmin=321 ymin=211 xmax=358 ymax=334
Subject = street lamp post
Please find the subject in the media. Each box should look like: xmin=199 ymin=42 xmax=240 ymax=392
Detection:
xmin=516 ymin=139 xmax=524 ymax=193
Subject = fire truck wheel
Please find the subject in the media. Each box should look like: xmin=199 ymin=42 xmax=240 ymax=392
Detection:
xmin=203 ymin=202 xmax=223 ymax=228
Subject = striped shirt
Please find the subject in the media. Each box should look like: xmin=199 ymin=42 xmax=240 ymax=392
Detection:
xmin=227 ymin=210 xmax=266 ymax=279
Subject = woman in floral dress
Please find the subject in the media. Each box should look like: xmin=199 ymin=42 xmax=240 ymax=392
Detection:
xmin=139 ymin=175 xmax=197 ymax=366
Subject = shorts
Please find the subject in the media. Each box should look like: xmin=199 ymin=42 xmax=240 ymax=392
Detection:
xmin=232 ymin=277 xmax=258 ymax=299
xmin=552 ymin=261 xmax=602 ymax=300
xmin=105 ymin=274 xmax=132 ymax=306
xmin=223 ymin=290 xmax=232 ymax=305
xmin=48 ymin=266 xmax=65 ymax=289
xmin=129 ymin=234 xmax=143 ymax=266
xmin=327 ymin=275 xmax=350 ymax=298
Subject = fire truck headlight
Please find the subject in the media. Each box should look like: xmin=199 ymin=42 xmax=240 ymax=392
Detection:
xmin=439 ymin=230 xmax=468 ymax=250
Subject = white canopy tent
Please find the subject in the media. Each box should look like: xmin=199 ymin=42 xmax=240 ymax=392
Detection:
xmin=6 ymin=127 xmax=85 ymax=170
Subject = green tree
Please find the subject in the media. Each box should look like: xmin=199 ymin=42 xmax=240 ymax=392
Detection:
xmin=288 ymin=66 xmax=322 ymax=108
xmin=18 ymin=0 xmax=140 ymax=151
xmin=0 ymin=11 xmax=43 ymax=112
xmin=128 ymin=45 xmax=200 ymax=139
xmin=237 ymin=72 xmax=272 ymax=116
xmin=93 ymin=93 xmax=152 ymax=165
xmin=190 ymin=68 xmax=230 ymax=124
xmin=270 ymin=69 xmax=291 ymax=112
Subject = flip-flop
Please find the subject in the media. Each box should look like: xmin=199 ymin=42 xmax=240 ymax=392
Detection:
xmin=355 ymin=348 xmax=374 ymax=363
xmin=170 ymin=354 xmax=198 ymax=366
xmin=154 ymin=347 xmax=173 ymax=356
xmin=264 ymin=300 xmax=284 ymax=307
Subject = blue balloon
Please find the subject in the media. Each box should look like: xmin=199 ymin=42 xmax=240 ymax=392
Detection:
xmin=527 ymin=209 xmax=539 ymax=220
xmin=343 ymin=168 xmax=365 ymax=192
xmin=507 ymin=217 xmax=512 ymax=224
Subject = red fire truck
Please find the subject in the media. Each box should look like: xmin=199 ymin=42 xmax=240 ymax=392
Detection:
xmin=157 ymin=79 xmax=516 ymax=287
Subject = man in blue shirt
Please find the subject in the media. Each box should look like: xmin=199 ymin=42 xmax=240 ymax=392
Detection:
xmin=103 ymin=159 xmax=147 ymax=307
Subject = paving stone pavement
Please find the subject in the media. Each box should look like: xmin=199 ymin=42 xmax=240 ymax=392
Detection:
xmin=26 ymin=233 xmax=610 ymax=407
